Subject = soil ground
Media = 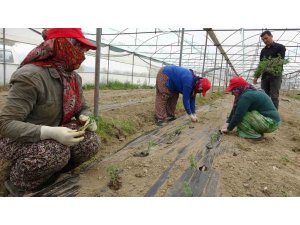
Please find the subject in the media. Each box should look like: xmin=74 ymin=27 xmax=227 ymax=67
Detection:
xmin=0 ymin=89 xmax=299 ymax=196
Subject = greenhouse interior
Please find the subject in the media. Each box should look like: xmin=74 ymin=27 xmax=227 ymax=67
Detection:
xmin=1 ymin=28 xmax=300 ymax=90
xmin=0 ymin=28 xmax=299 ymax=198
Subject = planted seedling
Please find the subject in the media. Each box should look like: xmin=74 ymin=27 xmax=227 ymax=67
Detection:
xmin=147 ymin=140 xmax=156 ymax=152
xmin=133 ymin=140 xmax=156 ymax=157
xmin=206 ymin=129 xmax=222 ymax=149
xmin=188 ymin=154 xmax=197 ymax=170
xmin=106 ymin=164 xmax=122 ymax=190
xmin=182 ymin=181 xmax=193 ymax=197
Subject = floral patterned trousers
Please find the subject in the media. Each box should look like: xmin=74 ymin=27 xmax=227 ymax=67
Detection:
xmin=0 ymin=122 xmax=100 ymax=191
xmin=155 ymin=69 xmax=179 ymax=120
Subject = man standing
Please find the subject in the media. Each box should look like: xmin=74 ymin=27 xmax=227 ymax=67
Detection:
xmin=253 ymin=30 xmax=286 ymax=109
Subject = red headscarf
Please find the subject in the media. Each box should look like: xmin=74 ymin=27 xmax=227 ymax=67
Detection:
xmin=19 ymin=37 xmax=85 ymax=125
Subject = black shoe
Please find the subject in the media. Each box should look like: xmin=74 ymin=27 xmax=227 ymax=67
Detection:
xmin=167 ymin=116 xmax=176 ymax=121
xmin=156 ymin=120 xmax=167 ymax=126
xmin=245 ymin=136 xmax=265 ymax=143
xmin=4 ymin=180 xmax=26 ymax=197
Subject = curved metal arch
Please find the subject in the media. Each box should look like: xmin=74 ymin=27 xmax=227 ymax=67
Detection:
xmin=133 ymin=31 xmax=179 ymax=52
xmin=150 ymin=42 xmax=178 ymax=58
xmin=108 ymin=28 xmax=129 ymax=45
xmin=233 ymin=41 xmax=300 ymax=63
xmin=161 ymin=47 xmax=199 ymax=63
xmin=167 ymin=28 xmax=204 ymax=56
xmin=229 ymin=38 xmax=300 ymax=75
xmin=150 ymin=40 xmax=203 ymax=60
xmin=284 ymin=31 xmax=300 ymax=45
xmin=225 ymin=29 xmax=300 ymax=55
xmin=276 ymin=30 xmax=287 ymax=42
xmin=232 ymin=49 xmax=300 ymax=79
xmin=232 ymin=40 xmax=300 ymax=67
xmin=220 ymin=29 xmax=240 ymax=44
xmin=134 ymin=29 xmax=203 ymax=59
xmin=160 ymin=46 xmax=213 ymax=64
xmin=224 ymin=31 xmax=262 ymax=53
xmin=228 ymin=41 xmax=262 ymax=62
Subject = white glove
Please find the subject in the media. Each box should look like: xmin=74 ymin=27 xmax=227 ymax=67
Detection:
xmin=41 ymin=126 xmax=85 ymax=146
xmin=79 ymin=115 xmax=97 ymax=132
xmin=221 ymin=123 xmax=229 ymax=133
xmin=189 ymin=114 xmax=198 ymax=122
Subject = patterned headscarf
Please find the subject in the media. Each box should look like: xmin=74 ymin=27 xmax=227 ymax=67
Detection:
xmin=19 ymin=37 xmax=85 ymax=125
xmin=191 ymin=70 xmax=202 ymax=96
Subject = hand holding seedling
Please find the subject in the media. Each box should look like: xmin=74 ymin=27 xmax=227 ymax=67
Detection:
xmin=78 ymin=115 xmax=97 ymax=131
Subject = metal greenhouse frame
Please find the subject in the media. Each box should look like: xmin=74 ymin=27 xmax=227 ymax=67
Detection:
xmin=1 ymin=28 xmax=300 ymax=114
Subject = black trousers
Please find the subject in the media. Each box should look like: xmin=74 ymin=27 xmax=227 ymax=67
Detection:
xmin=261 ymin=75 xmax=282 ymax=109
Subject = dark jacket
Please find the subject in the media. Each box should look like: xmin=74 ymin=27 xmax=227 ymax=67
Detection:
xmin=260 ymin=42 xmax=286 ymax=77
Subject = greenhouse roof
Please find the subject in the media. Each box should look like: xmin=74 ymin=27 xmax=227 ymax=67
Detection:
xmin=1 ymin=28 xmax=300 ymax=85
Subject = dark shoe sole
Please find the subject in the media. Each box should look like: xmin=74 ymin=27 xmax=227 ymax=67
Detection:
xmin=167 ymin=116 xmax=176 ymax=121
xmin=4 ymin=180 xmax=26 ymax=197
xmin=156 ymin=120 xmax=167 ymax=126
xmin=245 ymin=137 xmax=265 ymax=143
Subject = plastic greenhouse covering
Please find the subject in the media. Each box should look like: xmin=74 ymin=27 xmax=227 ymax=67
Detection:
xmin=1 ymin=28 xmax=300 ymax=90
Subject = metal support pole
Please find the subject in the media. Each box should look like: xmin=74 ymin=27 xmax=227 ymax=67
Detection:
xmin=283 ymin=76 xmax=286 ymax=91
xmin=94 ymin=28 xmax=102 ymax=116
xmin=287 ymin=73 xmax=291 ymax=94
xmin=131 ymin=53 xmax=135 ymax=84
xmin=169 ymin=44 xmax=173 ymax=61
xmin=212 ymin=46 xmax=218 ymax=92
xmin=225 ymin=62 xmax=229 ymax=88
xmin=107 ymin=45 xmax=110 ymax=84
xmin=3 ymin=28 xmax=6 ymax=86
xmin=148 ymin=58 xmax=152 ymax=85
xmin=295 ymin=44 xmax=298 ymax=62
xmin=201 ymin=31 xmax=208 ymax=77
xmin=179 ymin=28 xmax=185 ymax=67
xmin=199 ymin=46 xmax=203 ymax=62
xmin=135 ymin=28 xmax=138 ymax=45
xmin=218 ymin=56 xmax=224 ymax=91
xmin=241 ymin=28 xmax=245 ymax=76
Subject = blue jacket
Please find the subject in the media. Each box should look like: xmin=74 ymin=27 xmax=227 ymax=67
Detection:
xmin=163 ymin=65 xmax=195 ymax=114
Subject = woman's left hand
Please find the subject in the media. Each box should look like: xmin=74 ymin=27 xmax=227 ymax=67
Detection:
xmin=220 ymin=127 xmax=228 ymax=133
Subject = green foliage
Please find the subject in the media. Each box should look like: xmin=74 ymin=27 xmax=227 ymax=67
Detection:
xmin=82 ymin=83 xmax=95 ymax=90
xmin=188 ymin=154 xmax=197 ymax=170
xmin=210 ymin=130 xmax=221 ymax=143
xmin=82 ymin=81 xmax=152 ymax=90
xmin=118 ymin=120 xmax=136 ymax=135
xmin=147 ymin=140 xmax=157 ymax=152
xmin=280 ymin=156 xmax=292 ymax=166
xmin=210 ymin=91 xmax=225 ymax=98
xmin=196 ymin=95 xmax=206 ymax=105
xmin=91 ymin=116 xmax=137 ymax=140
xmin=106 ymin=165 xmax=119 ymax=182
xmin=182 ymin=181 xmax=193 ymax=197
xmin=176 ymin=100 xmax=184 ymax=110
xmin=283 ymin=90 xmax=300 ymax=100
xmin=254 ymin=55 xmax=289 ymax=78
xmin=93 ymin=116 xmax=114 ymax=139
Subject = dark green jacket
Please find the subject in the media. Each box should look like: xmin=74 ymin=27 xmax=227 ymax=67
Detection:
xmin=227 ymin=90 xmax=280 ymax=131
